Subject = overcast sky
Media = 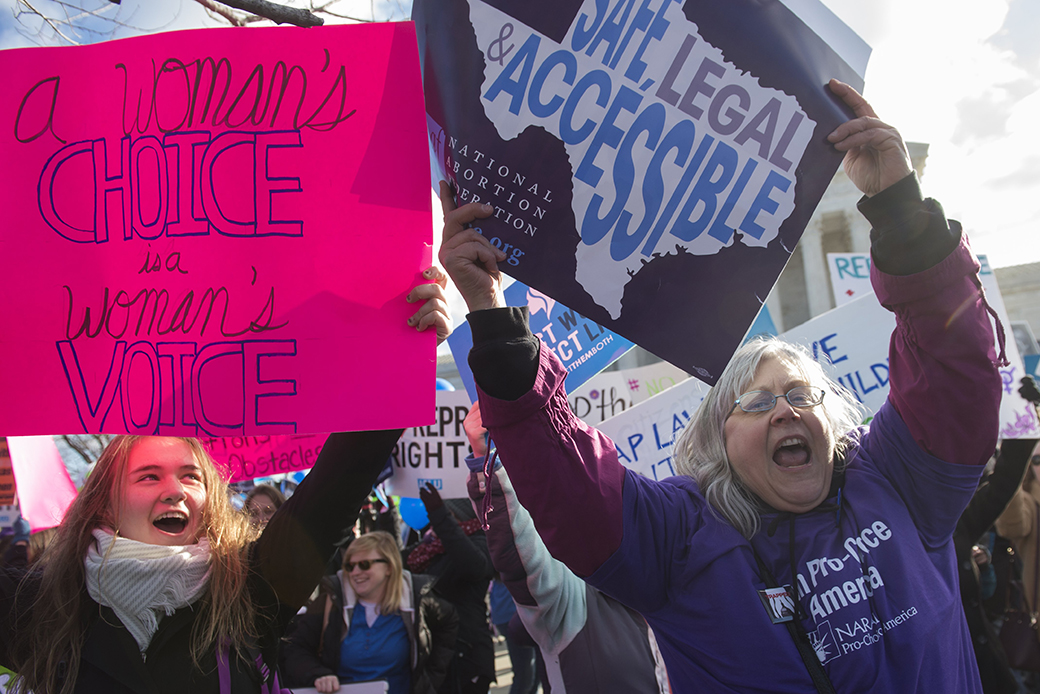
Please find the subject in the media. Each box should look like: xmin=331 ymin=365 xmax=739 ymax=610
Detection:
xmin=821 ymin=0 xmax=1040 ymax=270
xmin=2 ymin=0 xmax=1036 ymax=270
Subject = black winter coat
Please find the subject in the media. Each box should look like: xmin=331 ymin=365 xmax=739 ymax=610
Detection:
xmin=0 ymin=430 xmax=403 ymax=694
xmin=280 ymin=571 xmax=458 ymax=693
xmin=954 ymin=438 xmax=1037 ymax=694
xmin=405 ymin=504 xmax=495 ymax=692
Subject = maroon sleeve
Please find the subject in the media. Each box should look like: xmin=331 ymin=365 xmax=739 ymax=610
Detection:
xmin=477 ymin=347 xmax=626 ymax=577
xmin=872 ymin=234 xmax=1001 ymax=466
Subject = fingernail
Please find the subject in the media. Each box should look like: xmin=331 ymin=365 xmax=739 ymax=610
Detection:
xmin=407 ymin=316 xmax=415 ymax=325
xmin=482 ymin=203 xmax=493 ymax=212
xmin=424 ymin=268 xmax=434 ymax=277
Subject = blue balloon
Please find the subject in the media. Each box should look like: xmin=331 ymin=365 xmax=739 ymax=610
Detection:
xmin=399 ymin=497 xmax=429 ymax=530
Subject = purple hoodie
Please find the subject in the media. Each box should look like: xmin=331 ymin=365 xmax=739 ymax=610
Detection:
xmin=472 ymin=183 xmax=1001 ymax=692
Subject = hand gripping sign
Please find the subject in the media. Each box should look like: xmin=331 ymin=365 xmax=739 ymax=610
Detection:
xmin=0 ymin=23 xmax=434 ymax=436
xmin=416 ymin=0 xmax=869 ymax=383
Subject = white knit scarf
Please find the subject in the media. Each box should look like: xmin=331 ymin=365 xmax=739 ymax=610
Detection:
xmin=84 ymin=528 xmax=212 ymax=655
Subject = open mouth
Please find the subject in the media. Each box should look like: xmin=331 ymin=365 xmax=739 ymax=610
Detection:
xmin=153 ymin=512 xmax=188 ymax=534
xmin=773 ymin=437 xmax=811 ymax=468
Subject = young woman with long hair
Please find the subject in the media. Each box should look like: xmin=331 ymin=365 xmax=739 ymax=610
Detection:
xmin=0 ymin=272 xmax=451 ymax=694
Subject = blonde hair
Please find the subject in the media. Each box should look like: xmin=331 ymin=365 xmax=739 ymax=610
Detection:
xmin=27 ymin=527 xmax=56 ymax=566
xmin=344 ymin=531 xmax=404 ymax=616
xmin=674 ymin=337 xmax=866 ymax=539
xmin=12 ymin=436 xmax=260 ymax=694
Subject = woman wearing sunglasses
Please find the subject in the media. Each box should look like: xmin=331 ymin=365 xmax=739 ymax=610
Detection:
xmin=281 ymin=531 xmax=458 ymax=694
xmin=440 ymin=80 xmax=1004 ymax=693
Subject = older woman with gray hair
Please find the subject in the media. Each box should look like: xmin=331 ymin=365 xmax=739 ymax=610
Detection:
xmin=438 ymin=80 xmax=1003 ymax=694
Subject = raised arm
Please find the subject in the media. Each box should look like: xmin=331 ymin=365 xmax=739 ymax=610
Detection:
xmin=255 ymin=429 xmax=404 ymax=609
xmin=440 ymin=184 xmax=629 ymax=577
xmin=420 ymin=483 xmax=494 ymax=582
xmin=828 ymin=79 xmax=1001 ymax=466
xmin=957 ymin=437 xmax=1038 ymax=544
xmin=253 ymin=270 xmax=453 ymax=610
xmin=463 ymin=403 xmax=589 ymax=654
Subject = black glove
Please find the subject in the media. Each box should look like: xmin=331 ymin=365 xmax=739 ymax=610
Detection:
xmin=1020 ymin=376 xmax=1040 ymax=406
xmin=419 ymin=483 xmax=445 ymax=513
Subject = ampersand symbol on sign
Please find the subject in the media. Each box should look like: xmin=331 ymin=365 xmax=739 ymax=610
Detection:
xmin=488 ymin=23 xmax=515 ymax=65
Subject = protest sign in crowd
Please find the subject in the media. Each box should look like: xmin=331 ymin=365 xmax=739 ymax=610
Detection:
xmin=0 ymin=2 xmax=1039 ymax=694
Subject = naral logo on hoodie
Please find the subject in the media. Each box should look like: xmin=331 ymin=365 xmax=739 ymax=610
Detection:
xmin=808 ymin=621 xmax=840 ymax=664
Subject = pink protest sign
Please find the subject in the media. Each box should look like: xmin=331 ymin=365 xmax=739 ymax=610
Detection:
xmin=204 ymin=434 xmax=328 ymax=483
xmin=0 ymin=23 xmax=434 ymax=436
xmin=7 ymin=436 xmax=78 ymax=531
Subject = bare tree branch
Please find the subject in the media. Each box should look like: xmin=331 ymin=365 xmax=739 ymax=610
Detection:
xmin=311 ymin=8 xmax=370 ymax=22
xmin=9 ymin=1 xmax=411 ymax=49
xmin=60 ymin=435 xmax=111 ymax=467
xmin=210 ymin=0 xmax=323 ymax=27
xmin=19 ymin=0 xmax=82 ymax=43
xmin=192 ymin=0 xmax=248 ymax=26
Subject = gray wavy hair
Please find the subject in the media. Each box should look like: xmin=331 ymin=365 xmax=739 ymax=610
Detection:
xmin=674 ymin=336 xmax=866 ymax=538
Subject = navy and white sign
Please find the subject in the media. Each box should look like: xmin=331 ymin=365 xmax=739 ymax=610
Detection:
xmin=448 ymin=280 xmax=633 ymax=402
xmin=417 ymin=0 xmax=869 ymax=382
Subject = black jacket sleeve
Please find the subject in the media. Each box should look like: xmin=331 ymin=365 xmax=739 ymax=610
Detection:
xmin=414 ymin=588 xmax=459 ymax=694
xmin=426 ymin=506 xmax=493 ymax=584
xmin=248 ymin=429 xmax=402 ymax=676
xmin=468 ymin=307 xmax=540 ymax=401
xmin=859 ymin=173 xmax=961 ymax=276
xmin=957 ymin=439 xmax=1039 ymax=545
xmin=253 ymin=429 xmax=404 ymax=612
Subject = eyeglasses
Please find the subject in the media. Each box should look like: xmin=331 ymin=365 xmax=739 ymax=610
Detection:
xmin=730 ymin=386 xmax=826 ymax=414
xmin=346 ymin=558 xmax=389 ymax=572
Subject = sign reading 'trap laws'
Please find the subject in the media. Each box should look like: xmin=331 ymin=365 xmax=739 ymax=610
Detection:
xmin=416 ymin=0 xmax=869 ymax=382
xmin=0 ymin=23 xmax=433 ymax=436
xmin=598 ymin=375 xmax=711 ymax=481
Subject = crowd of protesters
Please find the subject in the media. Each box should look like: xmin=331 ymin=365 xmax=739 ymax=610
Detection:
xmin=1 ymin=77 xmax=1040 ymax=694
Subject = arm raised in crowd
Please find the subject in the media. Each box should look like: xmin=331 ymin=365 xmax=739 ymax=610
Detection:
xmin=959 ymin=438 xmax=1038 ymax=544
xmin=420 ymin=483 xmax=493 ymax=582
xmin=253 ymin=269 xmax=452 ymax=611
xmin=829 ymin=79 xmax=1001 ymax=467
xmin=463 ymin=404 xmax=588 ymax=654
xmin=440 ymin=186 xmax=624 ymax=576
